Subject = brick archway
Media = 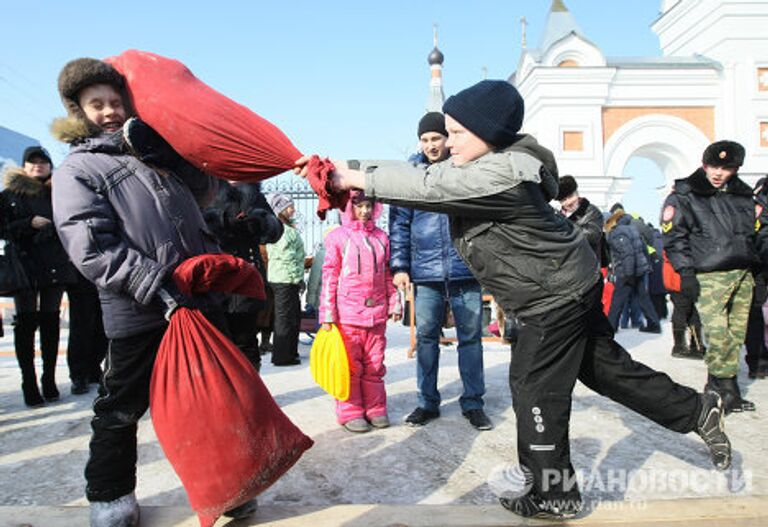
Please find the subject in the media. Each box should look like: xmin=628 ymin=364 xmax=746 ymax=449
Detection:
xmin=602 ymin=114 xmax=710 ymax=205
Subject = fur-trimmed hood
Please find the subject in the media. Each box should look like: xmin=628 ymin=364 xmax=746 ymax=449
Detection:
xmin=3 ymin=167 xmax=51 ymax=197
xmin=604 ymin=209 xmax=625 ymax=233
xmin=50 ymin=116 xmax=95 ymax=145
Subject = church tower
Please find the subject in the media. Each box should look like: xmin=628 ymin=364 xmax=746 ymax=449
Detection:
xmin=426 ymin=25 xmax=445 ymax=113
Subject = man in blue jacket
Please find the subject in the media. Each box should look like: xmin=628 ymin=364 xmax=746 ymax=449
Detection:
xmin=389 ymin=112 xmax=491 ymax=430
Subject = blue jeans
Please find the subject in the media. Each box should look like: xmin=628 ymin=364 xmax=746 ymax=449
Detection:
xmin=414 ymin=280 xmax=485 ymax=412
xmin=620 ymin=276 xmax=645 ymax=328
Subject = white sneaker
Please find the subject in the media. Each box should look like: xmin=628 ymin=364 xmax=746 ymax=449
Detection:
xmin=90 ymin=492 xmax=139 ymax=527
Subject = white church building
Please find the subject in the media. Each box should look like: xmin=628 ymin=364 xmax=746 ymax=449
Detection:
xmin=509 ymin=0 xmax=768 ymax=209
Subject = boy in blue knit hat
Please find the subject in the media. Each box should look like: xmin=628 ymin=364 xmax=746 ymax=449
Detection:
xmin=296 ymin=79 xmax=732 ymax=520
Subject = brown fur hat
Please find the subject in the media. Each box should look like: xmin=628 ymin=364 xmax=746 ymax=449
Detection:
xmin=51 ymin=58 xmax=132 ymax=142
xmin=58 ymin=58 xmax=125 ymax=117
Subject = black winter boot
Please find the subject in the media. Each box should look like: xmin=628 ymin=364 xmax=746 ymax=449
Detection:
xmin=689 ymin=324 xmax=706 ymax=358
xmin=706 ymin=375 xmax=755 ymax=414
xmin=755 ymin=358 xmax=768 ymax=380
xmin=720 ymin=377 xmax=756 ymax=413
xmin=14 ymin=313 xmax=43 ymax=407
xmin=639 ymin=321 xmax=662 ymax=334
xmin=38 ymin=311 xmax=61 ymax=402
xmin=671 ymin=328 xmax=692 ymax=358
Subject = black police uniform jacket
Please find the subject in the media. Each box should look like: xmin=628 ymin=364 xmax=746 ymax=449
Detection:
xmin=661 ymin=168 xmax=761 ymax=274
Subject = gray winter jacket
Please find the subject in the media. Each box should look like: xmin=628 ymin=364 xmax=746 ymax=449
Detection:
xmin=52 ymin=132 xmax=220 ymax=338
xmin=356 ymin=135 xmax=599 ymax=319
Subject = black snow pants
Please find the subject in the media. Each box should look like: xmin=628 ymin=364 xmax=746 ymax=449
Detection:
xmin=509 ymin=283 xmax=700 ymax=501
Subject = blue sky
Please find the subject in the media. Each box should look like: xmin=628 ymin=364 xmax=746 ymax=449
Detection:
xmin=0 ymin=0 xmax=666 ymax=221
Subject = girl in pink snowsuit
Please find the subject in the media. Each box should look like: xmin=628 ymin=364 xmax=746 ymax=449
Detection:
xmin=319 ymin=191 xmax=401 ymax=433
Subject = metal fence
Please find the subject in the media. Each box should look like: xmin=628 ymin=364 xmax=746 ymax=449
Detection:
xmin=261 ymin=173 xmax=389 ymax=256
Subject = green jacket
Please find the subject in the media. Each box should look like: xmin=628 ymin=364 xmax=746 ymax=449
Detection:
xmin=267 ymin=224 xmax=305 ymax=284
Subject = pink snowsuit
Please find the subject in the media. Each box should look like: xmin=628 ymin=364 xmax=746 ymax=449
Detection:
xmin=319 ymin=195 xmax=400 ymax=424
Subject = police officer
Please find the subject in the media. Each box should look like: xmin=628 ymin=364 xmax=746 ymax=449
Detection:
xmin=661 ymin=140 xmax=762 ymax=414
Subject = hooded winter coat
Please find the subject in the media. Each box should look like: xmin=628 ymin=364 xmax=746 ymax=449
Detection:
xmin=355 ymin=134 xmax=599 ymax=319
xmin=389 ymin=153 xmax=475 ymax=283
xmin=319 ymin=195 xmax=400 ymax=327
xmin=1 ymin=167 xmax=77 ymax=289
xmin=52 ymin=125 xmax=220 ymax=339
xmin=605 ymin=212 xmax=649 ymax=281
xmin=661 ymin=168 xmax=761 ymax=274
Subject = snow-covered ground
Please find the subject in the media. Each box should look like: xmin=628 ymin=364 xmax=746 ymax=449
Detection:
xmin=0 ymin=317 xmax=765 ymax=510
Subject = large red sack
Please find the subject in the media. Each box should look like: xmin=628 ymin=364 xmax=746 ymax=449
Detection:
xmin=150 ymin=255 xmax=313 ymax=527
xmin=106 ymin=50 xmax=302 ymax=182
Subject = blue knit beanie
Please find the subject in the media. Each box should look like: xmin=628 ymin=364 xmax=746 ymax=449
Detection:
xmin=443 ymin=80 xmax=524 ymax=148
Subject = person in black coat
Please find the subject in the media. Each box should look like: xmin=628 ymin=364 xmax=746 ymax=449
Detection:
xmin=66 ymin=270 xmax=108 ymax=395
xmin=1 ymin=146 xmax=78 ymax=407
xmin=745 ymin=176 xmax=768 ymax=379
xmin=555 ymin=175 xmax=605 ymax=263
xmin=661 ymin=140 xmax=765 ymax=413
xmin=204 ymin=181 xmax=283 ymax=371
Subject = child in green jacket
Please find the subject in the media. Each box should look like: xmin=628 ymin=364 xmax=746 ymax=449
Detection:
xmin=266 ymin=193 xmax=306 ymax=366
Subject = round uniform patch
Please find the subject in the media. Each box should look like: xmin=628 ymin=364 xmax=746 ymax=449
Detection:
xmin=662 ymin=205 xmax=676 ymax=222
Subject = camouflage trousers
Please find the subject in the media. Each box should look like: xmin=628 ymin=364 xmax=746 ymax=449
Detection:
xmin=697 ymin=269 xmax=754 ymax=377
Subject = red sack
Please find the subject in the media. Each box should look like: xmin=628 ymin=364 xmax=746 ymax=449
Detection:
xmin=151 ymin=255 xmax=313 ymax=527
xmin=172 ymin=253 xmax=265 ymax=300
xmin=106 ymin=50 xmax=302 ymax=182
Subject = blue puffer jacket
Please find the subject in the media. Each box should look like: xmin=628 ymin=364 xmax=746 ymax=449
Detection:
xmin=388 ymin=153 xmax=475 ymax=284
xmin=607 ymin=214 xmax=649 ymax=280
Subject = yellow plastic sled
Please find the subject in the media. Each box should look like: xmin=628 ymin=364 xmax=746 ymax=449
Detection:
xmin=310 ymin=324 xmax=350 ymax=401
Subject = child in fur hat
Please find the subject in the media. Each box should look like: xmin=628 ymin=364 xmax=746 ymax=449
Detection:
xmin=50 ymin=57 xmax=256 ymax=526
xmin=296 ymin=79 xmax=734 ymax=521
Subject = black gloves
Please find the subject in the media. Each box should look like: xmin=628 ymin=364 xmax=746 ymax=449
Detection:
xmin=154 ymin=279 xmax=195 ymax=320
xmin=230 ymin=207 xmax=271 ymax=237
xmin=123 ymin=117 xmax=183 ymax=168
xmin=503 ymin=315 xmax=519 ymax=349
xmin=679 ymin=272 xmax=700 ymax=302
